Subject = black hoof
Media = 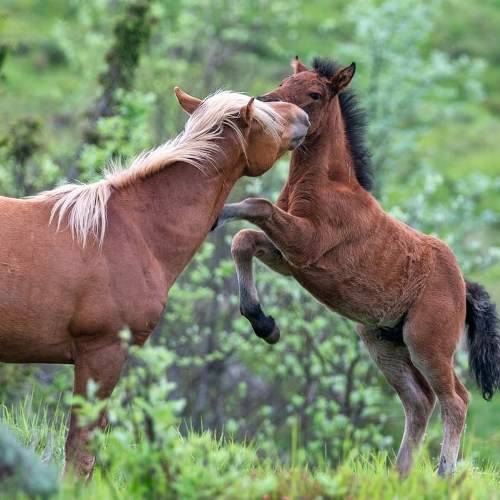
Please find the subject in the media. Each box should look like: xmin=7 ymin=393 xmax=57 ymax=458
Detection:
xmin=261 ymin=318 xmax=280 ymax=344
xmin=242 ymin=304 xmax=281 ymax=344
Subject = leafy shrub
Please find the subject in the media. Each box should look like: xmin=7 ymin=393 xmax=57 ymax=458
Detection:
xmin=0 ymin=424 xmax=58 ymax=498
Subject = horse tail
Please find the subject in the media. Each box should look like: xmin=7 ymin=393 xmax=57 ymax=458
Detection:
xmin=465 ymin=280 xmax=500 ymax=400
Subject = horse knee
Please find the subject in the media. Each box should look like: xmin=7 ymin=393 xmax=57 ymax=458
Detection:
xmin=231 ymin=230 xmax=256 ymax=261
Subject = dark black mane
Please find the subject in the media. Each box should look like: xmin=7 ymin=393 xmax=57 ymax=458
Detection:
xmin=312 ymin=58 xmax=374 ymax=192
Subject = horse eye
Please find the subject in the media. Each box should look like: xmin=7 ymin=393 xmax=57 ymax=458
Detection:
xmin=309 ymin=92 xmax=321 ymax=101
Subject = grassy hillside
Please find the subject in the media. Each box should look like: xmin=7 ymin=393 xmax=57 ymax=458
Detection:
xmin=1 ymin=398 xmax=499 ymax=499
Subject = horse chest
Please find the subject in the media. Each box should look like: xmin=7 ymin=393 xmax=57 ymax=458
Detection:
xmin=110 ymin=271 xmax=168 ymax=339
xmin=125 ymin=297 xmax=166 ymax=337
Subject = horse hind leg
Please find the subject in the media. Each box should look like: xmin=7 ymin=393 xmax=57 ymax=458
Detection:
xmin=358 ymin=326 xmax=436 ymax=476
xmin=403 ymin=293 xmax=468 ymax=476
xmin=231 ymin=229 xmax=292 ymax=344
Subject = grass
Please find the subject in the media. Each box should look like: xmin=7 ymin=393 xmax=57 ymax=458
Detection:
xmin=0 ymin=392 xmax=67 ymax=467
xmin=465 ymin=391 xmax=500 ymax=465
xmin=1 ymin=394 xmax=499 ymax=499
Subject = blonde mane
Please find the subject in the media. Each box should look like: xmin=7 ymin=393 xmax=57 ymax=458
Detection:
xmin=34 ymin=91 xmax=284 ymax=247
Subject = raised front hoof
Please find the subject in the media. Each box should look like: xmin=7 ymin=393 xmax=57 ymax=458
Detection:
xmin=242 ymin=304 xmax=281 ymax=344
xmin=253 ymin=315 xmax=280 ymax=344
xmin=261 ymin=320 xmax=280 ymax=344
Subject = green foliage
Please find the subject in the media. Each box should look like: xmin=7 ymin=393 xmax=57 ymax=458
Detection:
xmin=1 ymin=117 xmax=40 ymax=165
xmin=340 ymin=0 xmax=485 ymax=190
xmin=2 ymin=346 xmax=499 ymax=498
xmin=0 ymin=117 xmax=60 ymax=196
xmin=84 ymin=0 xmax=154 ymax=153
xmin=79 ymin=90 xmax=156 ymax=181
xmin=0 ymin=424 xmax=59 ymax=498
xmin=0 ymin=43 xmax=7 ymax=80
xmin=99 ymin=0 xmax=153 ymax=98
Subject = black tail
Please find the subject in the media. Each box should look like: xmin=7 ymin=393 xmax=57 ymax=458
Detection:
xmin=465 ymin=280 xmax=500 ymax=400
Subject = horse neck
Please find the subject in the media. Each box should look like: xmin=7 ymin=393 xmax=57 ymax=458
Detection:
xmin=110 ymin=135 xmax=244 ymax=280
xmin=287 ymin=98 xmax=357 ymax=191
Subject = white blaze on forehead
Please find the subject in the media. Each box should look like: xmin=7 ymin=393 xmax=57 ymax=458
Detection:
xmin=32 ymin=90 xmax=285 ymax=247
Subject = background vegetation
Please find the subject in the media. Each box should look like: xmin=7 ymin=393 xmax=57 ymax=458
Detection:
xmin=0 ymin=0 xmax=499 ymax=497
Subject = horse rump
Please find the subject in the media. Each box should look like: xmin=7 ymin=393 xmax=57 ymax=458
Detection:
xmin=465 ymin=280 xmax=500 ymax=400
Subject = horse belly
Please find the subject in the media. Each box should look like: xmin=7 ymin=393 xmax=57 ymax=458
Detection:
xmin=0 ymin=309 xmax=73 ymax=364
xmin=0 ymin=217 xmax=76 ymax=362
xmin=292 ymin=234 xmax=432 ymax=325
xmin=0 ymin=333 xmax=73 ymax=364
xmin=0 ymin=277 xmax=74 ymax=363
xmin=292 ymin=267 xmax=406 ymax=325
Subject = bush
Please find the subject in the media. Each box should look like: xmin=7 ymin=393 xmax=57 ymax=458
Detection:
xmin=0 ymin=424 xmax=59 ymax=498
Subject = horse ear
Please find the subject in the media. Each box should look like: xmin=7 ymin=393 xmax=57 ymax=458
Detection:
xmin=239 ymin=97 xmax=255 ymax=127
xmin=174 ymin=86 xmax=202 ymax=114
xmin=291 ymin=55 xmax=309 ymax=74
xmin=330 ymin=62 xmax=356 ymax=94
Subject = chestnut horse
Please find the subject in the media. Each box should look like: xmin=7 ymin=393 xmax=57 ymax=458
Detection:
xmin=0 ymin=88 xmax=309 ymax=477
xmin=216 ymin=58 xmax=500 ymax=476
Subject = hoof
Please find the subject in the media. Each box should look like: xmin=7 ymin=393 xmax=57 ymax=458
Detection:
xmin=242 ymin=304 xmax=281 ymax=344
xmin=252 ymin=312 xmax=280 ymax=344
xmin=262 ymin=319 xmax=280 ymax=344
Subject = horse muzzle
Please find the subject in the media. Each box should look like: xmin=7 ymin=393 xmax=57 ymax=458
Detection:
xmin=289 ymin=111 xmax=310 ymax=150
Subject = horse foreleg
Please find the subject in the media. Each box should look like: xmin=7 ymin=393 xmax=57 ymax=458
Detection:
xmin=231 ymin=229 xmax=292 ymax=344
xmin=218 ymin=198 xmax=322 ymax=267
xmin=65 ymin=338 xmax=126 ymax=479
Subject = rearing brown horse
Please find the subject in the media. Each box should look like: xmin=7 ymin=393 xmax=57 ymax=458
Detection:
xmin=0 ymin=88 xmax=309 ymax=477
xmin=216 ymin=58 xmax=500 ymax=476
